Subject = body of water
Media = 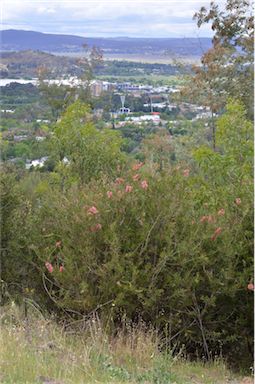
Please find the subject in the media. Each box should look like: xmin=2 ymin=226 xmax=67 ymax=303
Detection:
xmin=0 ymin=78 xmax=38 ymax=86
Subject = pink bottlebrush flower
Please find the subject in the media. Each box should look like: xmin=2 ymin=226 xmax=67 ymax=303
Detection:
xmin=125 ymin=185 xmax=133 ymax=193
xmin=247 ymin=283 xmax=254 ymax=291
xmin=211 ymin=227 xmax=222 ymax=241
xmin=88 ymin=206 xmax=99 ymax=215
xmin=59 ymin=265 xmax=64 ymax=272
xmin=218 ymin=208 xmax=225 ymax=216
xmin=235 ymin=198 xmax=241 ymax=205
xmin=45 ymin=262 xmax=53 ymax=273
xmin=90 ymin=223 xmax=102 ymax=232
xmin=200 ymin=215 xmax=214 ymax=223
xmin=132 ymin=174 xmax=140 ymax=181
xmin=215 ymin=227 xmax=222 ymax=235
xmin=141 ymin=180 xmax=148 ymax=190
xmin=183 ymin=169 xmax=190 ymax=177
xmin=115 ymin=177 xmax=124 ymax=185
xmin=107 ymin=191 xmax=113 ymax=198
xmin=55 ymin=240 xmax=62 ymax=248
xmin=132 ymin=162 xmax=144 ymax=171
xmin=200 ymin=216 xmax=208 ymax=223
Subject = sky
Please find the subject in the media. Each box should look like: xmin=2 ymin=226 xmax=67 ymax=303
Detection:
xmin=0 ymin=0 xmax=224 ymax=38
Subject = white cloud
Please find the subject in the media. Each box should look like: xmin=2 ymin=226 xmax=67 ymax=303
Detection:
xmin=37 ymin=7 xmax=56 ymax=14
xmin=1 ymin=0 xmax=223 ymax=37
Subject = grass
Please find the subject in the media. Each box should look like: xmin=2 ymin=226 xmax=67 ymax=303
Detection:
xmin=0 ymin=303 xmax=249 ymax=384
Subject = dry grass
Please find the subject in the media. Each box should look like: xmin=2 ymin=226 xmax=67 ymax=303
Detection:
xmin=0 ymin=303 xmax=248 ymax=384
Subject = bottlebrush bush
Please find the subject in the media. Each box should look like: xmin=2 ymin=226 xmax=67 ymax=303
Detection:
xmin=7 ymin=162 xmax=253 ymax=365
xmin=2 ymin=101 xmax=253 ymax=368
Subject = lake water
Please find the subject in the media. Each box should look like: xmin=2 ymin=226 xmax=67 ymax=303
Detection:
xmin=0 ymin=78 xmax=82 ymax=87
xmin=0 ymin=78 xmax=38 ymax=86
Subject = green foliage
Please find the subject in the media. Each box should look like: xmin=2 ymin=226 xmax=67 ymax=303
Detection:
xmin=216 ymin=100 xmax=253 ymax=166
xmin=0 ymin=166 xmax=20 ymax=253
xmin=1 ymin=99 xmax=253 ymax=369
xmin=193 ymin=100 xmax=253 ymax=184
xmin=53 ymin=101 xmax=125 ymax=183
xmin=119 ymin=124 xmax=157 ymax=153
xmin=192 ymin=0 xmax=254 ymax=117
xmin=39 ymin=81 xmax=75 ymax=120
xmin=0 ymin=165 xmax=26 ymax=302
xmin=4 ymin=98 xmax=253 ymax=366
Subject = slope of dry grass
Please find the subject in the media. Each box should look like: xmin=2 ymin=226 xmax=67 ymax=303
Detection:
xmin=0 ymin=303 xmax=251 ymax=384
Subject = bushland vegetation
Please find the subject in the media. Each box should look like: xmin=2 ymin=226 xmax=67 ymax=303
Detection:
xmin=1 ymin=98 xmax=253 ymax=370
xmin=0 ymin=0 xmax=253 ymax=381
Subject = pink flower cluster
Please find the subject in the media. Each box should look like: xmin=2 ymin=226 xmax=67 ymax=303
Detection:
xmin=115 ymin=177 xmax=124 ymax=185
xmin=45 ymin=262 xmax=53 ymax=273
xmin=211 ymin=227 xmax=222 ymax=241
xmin=45 ymin=262 xmax=64 ymax=273
xmin=132 ymin=174 xmax=140 ymax=181
xmin=141 ymin=180 xmax=148 ymax=190
xmin=125 ymin=185 xmax=133 ymax=193
xmin=200 ymin=215 xmax=215 ymax=223
xmin=183 ymin=169 xmax=190 ymax=177
xmin=87 ymin=206 xmax=99 ymax=215
xmin=132 ymin=162 xmax=144 ymax=171
xmin=87 ymin=206 xmax=102 ymax=232
xmin=107 ymin=191 xmax=113 ymax=198
xmin=217 ymin=208 xmax=225 ymax=216
xmin=247 ymin=283 xmax=254 ymax=291
xmin=235 ymin=198 xmax=241 ymax=205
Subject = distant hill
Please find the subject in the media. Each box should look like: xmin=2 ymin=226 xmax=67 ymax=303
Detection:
xmin=0 ymin=50 xmax=82 ymax=78
xmin=0 ymin=50 xmax=187 ymax=79
xmin=0 ymin=29 xmax=212 ymax=58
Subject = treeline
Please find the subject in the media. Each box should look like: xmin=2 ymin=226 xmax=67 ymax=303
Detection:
xmin=94 ymin=61 xmax=185 ymax=76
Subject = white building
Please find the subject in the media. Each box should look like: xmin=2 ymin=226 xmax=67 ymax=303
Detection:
xmin=125 ymin=114 xmax=161 ymax=124
xmin=26 ymin=157 xmax=48 ymax=169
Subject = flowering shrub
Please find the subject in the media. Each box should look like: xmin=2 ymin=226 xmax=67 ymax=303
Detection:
xmin=2 ymin=101 xmax=253 ymax=368
xmin=8 ymin=158 xmax=252 ymax=365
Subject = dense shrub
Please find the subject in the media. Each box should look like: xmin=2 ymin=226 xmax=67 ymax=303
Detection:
xmin=1 ymin=101 xmax=253 ymax=368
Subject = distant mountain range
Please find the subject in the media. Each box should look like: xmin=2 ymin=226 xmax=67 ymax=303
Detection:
xmin=0 ymin=30 xmax=212 ymax=58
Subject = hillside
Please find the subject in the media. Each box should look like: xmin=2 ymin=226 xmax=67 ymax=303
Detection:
xmin=0 ymin=2 xmax=254 ymax=383
xmin=0 ymin=50 xmax=82 ymax=78
xmin=0 ymin=29 xmax=212 ymax=59
xmin=0 ymin=50 xmax=187 ymax=78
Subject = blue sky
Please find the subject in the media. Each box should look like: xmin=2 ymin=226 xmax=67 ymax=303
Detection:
xmin=1 ymin=0 xmax=224 ymax=38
